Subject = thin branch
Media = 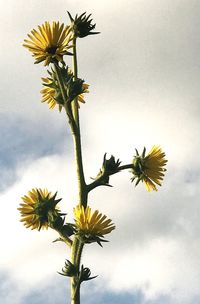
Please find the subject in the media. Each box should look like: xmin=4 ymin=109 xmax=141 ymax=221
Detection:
xmin=87 ymin=163 xmax=133 ymax=192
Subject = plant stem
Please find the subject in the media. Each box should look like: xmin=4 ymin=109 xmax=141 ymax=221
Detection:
xmin=70 ymin=236 xmax=84 ymax=304
xmin=70 ymin=36 xmax=87 ymax=304
xmin=71 ymin=37 xmax=79 ymax=126
xmin=118 ymin=164 xmax=133 ymax=171
xmin=71 ymin=37 xmax=88 ymax=207
xmin=87 ymin=163 xmax=133 ymax=192
xmin=53 ymin=61 xmax=87 ymax=206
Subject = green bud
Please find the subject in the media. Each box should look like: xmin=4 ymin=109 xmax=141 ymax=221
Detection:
xmin=131 ymin=147 xmax=147 ymax=184
xmin=79 ymin=265 xmax=97 ymax=282
xmin=67 ymin=78 xmax=85 ymax=102
xmin=102 ymin=154 xmax=121 ymax=175
xmin=67 ymin=11 xmax=100 ymax=38
xmin=58 ymin=260 xmax=77 ymax=277
xmin=93 ymin=154 xmax=121 ymax=186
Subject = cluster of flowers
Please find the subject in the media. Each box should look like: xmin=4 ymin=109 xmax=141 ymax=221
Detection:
xmin=23 ymin=13 xmax=99 ymax=112
xmin=18 ymin=188 xmax=115 ymax=247
xmin=20 ymin=11 xmax=168 ymax=280
xmin=18 ymin=145 xmax=167 ymax=237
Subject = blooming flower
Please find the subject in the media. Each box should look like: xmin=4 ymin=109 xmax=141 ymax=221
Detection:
xmin=131 ymin=146 xmax=167 ymax=191
xmin=18 ymin=188 xmax=62 ymax=230
xmin=40 ymin=74 xmax=89 ymax=111
xmin=23 ymin=21 xmax=72 ymax=65
xmin=74 ymin=205 xmax=115 ymax=242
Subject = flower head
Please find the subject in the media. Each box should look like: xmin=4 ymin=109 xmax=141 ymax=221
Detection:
xmin=131 ymin=146 xmax=167 ymax=191
xmin=18 ymin=188 xmax=62 ymax=230
xmin=23 ymin=21 xmax=72 ymax=65
xmin=40 ymin=68 xmax=89 ymax=111
xmin=67 ymin=11 xmax=100 ymax=38
xmin=74 ymin=205 xmax=115 ymax=244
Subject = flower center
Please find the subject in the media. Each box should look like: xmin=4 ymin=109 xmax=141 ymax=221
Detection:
xmin=46 ymin=46 xmax=58 ymax=54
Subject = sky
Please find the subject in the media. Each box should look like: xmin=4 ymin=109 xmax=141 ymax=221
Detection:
xmin=1 ymin=0 xmax=200 ymax=303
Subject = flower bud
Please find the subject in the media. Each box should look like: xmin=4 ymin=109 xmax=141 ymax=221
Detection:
xmin=58 ymin=260 xmax=77 ymax=277
xmin=102 ymin=154 xmax=121 ymax=175
xmin=67 ymin=12 xmax=100 ymax=38
xmin=79 ymin=265 xmax=97 ymax=282
xmin=93 ymin=154 xmax=121 ymax=186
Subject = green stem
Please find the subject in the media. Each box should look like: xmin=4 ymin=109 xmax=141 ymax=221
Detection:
xmin=71 ymin=37 xmax=88 ymax=207
xmin=70 ymin=236 xmax=84 ymax=304
xmin=87 ymin=163 xmax=133 ymax=192
xmin=57 ymin=230 xmax=73 ymax=247
xmin=71 ymin=38 xmax=79 ymax=125
xmin=53 ymin=60 xmax=87 ymax=205
xmin=118 ymin=164 xmax=133 ymax=171
xmin=70 ymin=36 xmax=88 ymax=304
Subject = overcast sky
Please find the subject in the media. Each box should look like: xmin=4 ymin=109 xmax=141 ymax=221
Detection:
xmin=1 ymin=1 xmax=200 ymax=303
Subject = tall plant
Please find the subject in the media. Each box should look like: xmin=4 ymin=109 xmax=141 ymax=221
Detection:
xmin=19 ymin=12 xmax=167 ymax=304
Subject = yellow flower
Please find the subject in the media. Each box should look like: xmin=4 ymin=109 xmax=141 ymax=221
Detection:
xmin=23 ymin=21 xmax=72 ymax=65
xmin=41 ymin=77 xmax=58 ymax=109
xmin=40 ymin=76 xmax=89 ymax=111
xmin=74 ymin=205 xmax=115 ymax=240
xmin=132 ymin=146 xmax=167 ymax=192
xmin=18 ymin=188 xmax=61 ymax=230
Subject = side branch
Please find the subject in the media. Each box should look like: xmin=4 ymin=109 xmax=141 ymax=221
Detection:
xmin=87 ymin=164 xmax=133 ymax=192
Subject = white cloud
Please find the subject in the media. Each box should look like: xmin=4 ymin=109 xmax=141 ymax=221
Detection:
xmin=1 ymin=143 xmax=200 ymax=303
xmin=1 ymin=0 xmax=200 ymax=303
xmin=84 ymin=237 xmax=200 ymax=303
xmin=0 ymin=154 xmax=77 ymax=287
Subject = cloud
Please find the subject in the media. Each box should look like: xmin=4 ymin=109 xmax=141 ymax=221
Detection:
xmin=0 ymin=113 xmax=73 ymax=191
xmin=1 ymin=0 xmax=200 ymax=303
xmin=1 ymin=143 xmax=200 ymax=303
xmin=81 ymin=171 xmax=200 ymax=303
